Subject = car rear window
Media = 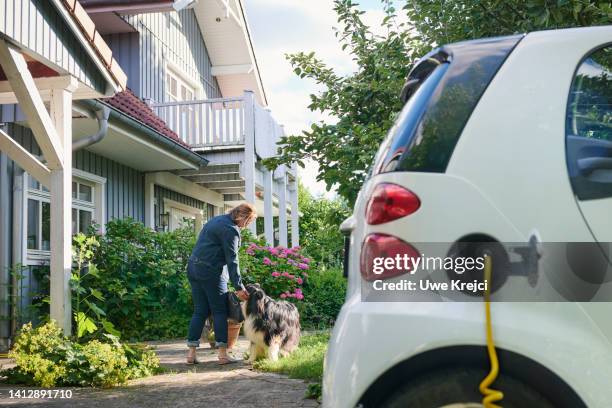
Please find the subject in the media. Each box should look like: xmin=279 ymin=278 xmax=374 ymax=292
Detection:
xmin=371 ymin=35 xmax=522 ymax=176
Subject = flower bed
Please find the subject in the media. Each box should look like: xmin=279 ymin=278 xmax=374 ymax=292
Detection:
xmin=240 ymin=238 xmax=311 ymax=301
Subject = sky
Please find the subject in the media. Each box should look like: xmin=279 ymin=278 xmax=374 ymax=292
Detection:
xmin=243 ymin=0 xmax=394 ymax=198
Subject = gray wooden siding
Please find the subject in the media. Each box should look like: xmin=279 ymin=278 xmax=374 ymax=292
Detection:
xmin=103 ymin=32 xmax=141 ymax=96
xmin=74 ymin=149 xmax=145 ymax=223
xmin=120 ymin=9 xmax=221 ymax=102
xmin=0 ymin=0 xmax=107 ymax=92
xmin=154 ymin=185 xmax=213 ymax=229
xmin=5 ymin=124 xmax=145 ymax=223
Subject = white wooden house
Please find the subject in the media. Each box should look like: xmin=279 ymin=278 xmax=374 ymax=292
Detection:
xmin=0 ymin=0 xmax=298 ymax=347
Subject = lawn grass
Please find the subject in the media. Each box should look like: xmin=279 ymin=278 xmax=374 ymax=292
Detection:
xmin=253 ymin=332 xmax=330 ymax=399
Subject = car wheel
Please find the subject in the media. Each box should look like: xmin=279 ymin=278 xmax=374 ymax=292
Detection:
xmin=379 ymin=367 xmax=554 ymax=408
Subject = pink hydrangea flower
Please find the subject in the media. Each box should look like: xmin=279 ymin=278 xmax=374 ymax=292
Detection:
xmin=298 ymin=263 xmax=309 ymax=270
xmin=282 ymin=271 xmax=290 ymax=277
xmin=303 ymin=257 xmax=311 ymax=264
xmin=296 ymin=278 xmax=303 ymax=284
xmin=271 ymin=271 xmax=281 ymax=277
xmin=295 ymin=293 xmax=304 ymax=300
xmin=295 ymin=288 xmax=302 ymax=294
xmin=287 ymin=274 xmax=295 ymax=280
xmin=263 ymin=257 xmax=272 ymax=265
xmin=280 ymin=293 xmax=287 ymax=299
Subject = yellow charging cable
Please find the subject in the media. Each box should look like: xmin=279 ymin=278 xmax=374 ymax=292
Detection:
xmin=479 ymin=254 xmax=504 ymax=408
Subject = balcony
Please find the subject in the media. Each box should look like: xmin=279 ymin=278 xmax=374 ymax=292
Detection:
xmin=150 ymin=91 xmax=298 ymax=247
xmin=151 ymin=91 xmax=283 ymax=159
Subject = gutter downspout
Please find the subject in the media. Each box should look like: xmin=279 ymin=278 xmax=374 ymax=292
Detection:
xmin=72 ymin=104 xmax=110 ymax=151
xmin=78 ymin=99 xmax=209 ymax=168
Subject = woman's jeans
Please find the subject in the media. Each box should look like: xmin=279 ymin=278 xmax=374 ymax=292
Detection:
xmin=187 ymin=262 xmax=228 ymax=348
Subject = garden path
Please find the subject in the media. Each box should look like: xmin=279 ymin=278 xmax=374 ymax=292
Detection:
xmin=0 ymin=337 xmax=319 ymax=407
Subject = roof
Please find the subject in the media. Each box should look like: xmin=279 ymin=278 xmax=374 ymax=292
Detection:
xmin=103 ymin=89 xmax=189 ymax=147
xmin=58 ymin=0 xmax=127 ymax=90
xmin=192 ymin=0 xmax=268 ymax=106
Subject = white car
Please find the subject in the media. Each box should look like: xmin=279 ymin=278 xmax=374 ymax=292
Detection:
xmin=324 ymin=26 xmax=612 ymax=408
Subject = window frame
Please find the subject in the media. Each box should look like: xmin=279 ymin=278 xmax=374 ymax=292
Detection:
xmin=23 ymin=169 xmax=107 ymax=265
xmin=565 ymin=43 xmax=612 ymax=201
xmin=165 ymin=62 xmax=203 ymax=143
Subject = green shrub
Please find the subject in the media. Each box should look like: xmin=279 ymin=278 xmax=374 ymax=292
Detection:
xmin=6 ymin=322 xmax=69 ymax=387
xmin=92 ymin=218 xmax=195 ymax=340
xmin=240 ymin=231 xmax=311 ymax=300
xmin=3 ymin=321 xmax=160 ymax=388
xmin=299 ymin=268 xmax=346 ymax=328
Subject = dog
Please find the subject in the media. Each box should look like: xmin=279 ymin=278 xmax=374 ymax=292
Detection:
xmin=242 ymin=283 xmax=301 ymax=362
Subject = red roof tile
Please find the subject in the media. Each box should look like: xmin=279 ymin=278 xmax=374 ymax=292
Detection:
xmin=60 ymin=0 xmax=127 ymax=90
xmin=103 ymin=89 xmax=189 ymax=147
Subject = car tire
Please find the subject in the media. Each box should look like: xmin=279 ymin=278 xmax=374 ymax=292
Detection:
xmin=379 ymin=367 xmax=554 ymax=408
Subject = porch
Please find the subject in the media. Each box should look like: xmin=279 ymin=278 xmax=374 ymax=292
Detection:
xmin=151 ymin=91 xmax=299 ymax=247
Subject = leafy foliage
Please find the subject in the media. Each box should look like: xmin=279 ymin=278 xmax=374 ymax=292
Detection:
xmin=298 ymin=184 xmax=351 ymax=268
xmin=406 ymin=0 xmax=612 ymax=47
xmin=71 ymin=234 xmax=120 ymax=341
xmin=240 ymin=230 xmax=311 ymax=300
xmin=265 ymin=0 xmax=417 ymax=204
xmin=3 ymin=321 xmax=160 ymax=388
xmin=266 ymin=0 xmax=611 ymax=205
xmin=299 ymin=268 xmax=347 ymax=329
xmin=92 ymin=218 xmax=195 ymax=340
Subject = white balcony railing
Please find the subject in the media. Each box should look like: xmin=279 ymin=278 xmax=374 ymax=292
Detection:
xmin=152 ymin=97 xmax=245 ymax=148
xmin=151 ymin=92 xmax=284 ymax=158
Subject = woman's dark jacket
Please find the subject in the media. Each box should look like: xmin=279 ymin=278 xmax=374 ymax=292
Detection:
xmin=188 ymin=214 xmax=244 ymax=289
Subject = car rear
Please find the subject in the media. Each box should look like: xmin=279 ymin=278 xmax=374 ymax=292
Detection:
xmin=324 ymin=26 xmax=612 ymax=408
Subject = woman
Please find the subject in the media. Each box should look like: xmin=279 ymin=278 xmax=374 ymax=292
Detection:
xmin=186 ymin=203 xmax=256 ymax=365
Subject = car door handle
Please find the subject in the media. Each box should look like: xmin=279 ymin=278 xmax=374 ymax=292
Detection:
xmin=578 ymin=157 xmax=612 ymax=175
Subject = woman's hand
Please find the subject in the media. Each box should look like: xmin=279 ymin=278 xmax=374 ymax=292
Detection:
xmin=236 ymin=289 xmax=249 ymax=301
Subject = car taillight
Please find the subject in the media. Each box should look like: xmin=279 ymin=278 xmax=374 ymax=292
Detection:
xmin=360 ymin=233 xmax=420 ymax=281
xmin=365 ymin=183 xmax=420 ymax=225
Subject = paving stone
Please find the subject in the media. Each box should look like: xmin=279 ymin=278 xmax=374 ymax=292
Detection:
xmin=0 ymin=337 xmax=320 ymax=408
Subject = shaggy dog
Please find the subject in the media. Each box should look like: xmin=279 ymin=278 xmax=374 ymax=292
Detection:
xmin=242 ymin=284 xmax=301 ymax=362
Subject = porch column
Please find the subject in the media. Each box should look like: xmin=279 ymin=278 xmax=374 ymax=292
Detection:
xmin=49 ymin=84 xmax=75 ymax=335
xmin=290 ymin=164 xmax=299 ymax=247
xmin=277 ymin=167 xmax=288 ymax=247
xmin=0 ymin=40 xmax=75 ymax=335
xmin=263 ymin=168 xmax=274 ymax=245
xmin=243 ymin=90 xmax=256 ymax=235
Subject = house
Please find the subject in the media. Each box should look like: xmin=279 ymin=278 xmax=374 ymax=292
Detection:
xmin=0 ymin=0 xmax=298 ymax=347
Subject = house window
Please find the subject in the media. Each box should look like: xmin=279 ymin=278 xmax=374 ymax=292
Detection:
xmin=24 ymin=170 xmax=106 ymax=261
xmin=166 ymin=67 xmax=196 ymax=142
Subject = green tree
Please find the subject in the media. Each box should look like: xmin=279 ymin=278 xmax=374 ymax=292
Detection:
xmin=265 ymin=0 xmax=420 ymax=205
xmin=266 ymin=0 xmax=611 ymax=205
xmin=298 ymin=184 xmax=351 ymax=268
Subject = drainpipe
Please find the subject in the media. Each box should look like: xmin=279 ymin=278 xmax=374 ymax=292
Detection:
xmin=72 ymin=104 xmax=110 ymax=151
